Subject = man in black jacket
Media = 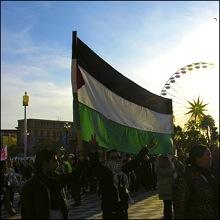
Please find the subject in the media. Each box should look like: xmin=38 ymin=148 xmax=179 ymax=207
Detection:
xmin=21 ymin=149 xmax=84 ymax=219
xmin=89 ymin=139 xmax=156 ymax=219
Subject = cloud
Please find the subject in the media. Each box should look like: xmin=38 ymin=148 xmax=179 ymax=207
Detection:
xmin=1 ymin=27 xmax=72 ymax=129
xmin=1 ymin=1 xmax=219 ymax=129
xmin=1 ymin=69 xmax=73 ymax=129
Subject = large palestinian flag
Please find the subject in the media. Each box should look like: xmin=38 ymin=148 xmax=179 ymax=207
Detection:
xmin=72 ymin=35 xmax=174 ymax=155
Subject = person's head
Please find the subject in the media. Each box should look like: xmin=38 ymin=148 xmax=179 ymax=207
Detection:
xmin=34 ymin=149 xmax=58 ymax=174
xmin=189 ymin=145 xmax=212 ymax=168
xmin=107 ymin=149 xmax=121 ymax=162
xmin=105 ymin=149 xmax=122 ymax=173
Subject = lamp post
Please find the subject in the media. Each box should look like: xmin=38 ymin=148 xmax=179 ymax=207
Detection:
xmin=64 ymin=122 xmax=71 ymax=150
xmin=23 ymin=91 xmax=29 ymax=156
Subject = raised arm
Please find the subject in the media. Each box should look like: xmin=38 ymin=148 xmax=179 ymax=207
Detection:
xmin=122 ymin=139 xmax=157 ymax=173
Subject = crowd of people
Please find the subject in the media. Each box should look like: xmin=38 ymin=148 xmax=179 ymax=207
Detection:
xmin=0 ymin=140 xmax=219 ymax=219
xmin=1 ymin=157 xmax=35 ymax=216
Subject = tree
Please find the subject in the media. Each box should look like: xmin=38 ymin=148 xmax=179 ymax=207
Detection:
xmin=185 ymin=119 xmax=200 ymax=131
xmin=200 ymin=115 xmax=216 ymax=145
xmin=186 ymin=97 xmax=208 ymax=122
xmin=173 ymin=108 xmax=219 ymax=163
xmin=174 ymin=120 xmax=207 ymax=160
xmin=210 ymin=126 xmax=219 ymax=145
xmin=173 ymin=125 xmax=186 ymax=162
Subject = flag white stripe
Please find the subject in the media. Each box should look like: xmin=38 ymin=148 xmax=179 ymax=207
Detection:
xmin=78 ymin=66 xmax=173 ymax=134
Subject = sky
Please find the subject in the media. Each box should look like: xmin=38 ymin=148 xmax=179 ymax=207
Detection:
xmin=1 ymin=1 xmax=219 ymax=130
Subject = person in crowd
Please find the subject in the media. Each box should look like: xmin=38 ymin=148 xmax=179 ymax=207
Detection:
xmin=68 ymin=154 xmax=82 ymax=206
xmin=155 ymin=154 xmax=176 ymax=219
xmin=142 ymin=155 xmax=153 ymax=191
xmin=87 ymin=156 xmax=98 ymax=193
xmin=133 ymin=159 xmax=142 ymax=192
xmin=5 ymin=158 xmax=20 ymax=206
xmin=80 ymin=158 xmax=90 ymax=195
xmin=22 ymin=160 xmax=33 ymax=181
xmin=121 ymin=154 xmax=137 ymax=193
xmin=149 ymin=155 xmax=158 ymax=190
xmin=20 ymin=149 xmax=84 ymax=219
xmin=173 ymin=144 xmax=218 ymax=219
xmin=0 ymin=160 xmax=17 ymax=216
xmin=210 ymin=144 xmax=219 ymax=184
xmin=63 ymin=155 xmax=73 ymax=174
xmin=89 ymin=139 xmax=156 ymax=219
xmin=172 ymin=155 xmax=185 ymax=182
xmin=210 ymin=144 xmax=219 ymax=214
xmin=127 ymin=169 xmax=138 ymax=193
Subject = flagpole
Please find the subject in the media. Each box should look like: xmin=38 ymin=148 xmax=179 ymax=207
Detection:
xmin=71 ymin=31 xmax=85 ymax=159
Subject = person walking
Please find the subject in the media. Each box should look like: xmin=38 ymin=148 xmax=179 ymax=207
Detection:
xmin=156 ymin=154 xmax=175 ymax=219
xmin=89 ymin=139 xmax=156 ymax=219
xmin=0 ymin=160 xmax=17 ymax=216
xmin=173 ymin=144 xmax=218 ymax=219
xmin=68 ymin=154 xmax=82 ymax=206
xmin=149 ymin=155 xmax=158 ymax=190
xmin=20 ymin=149 xmax=84 ymax=219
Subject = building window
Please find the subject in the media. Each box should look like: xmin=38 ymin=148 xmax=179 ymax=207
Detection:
xmin=33 ymin=130 xmax=37 ymax=136
xmin=47 ymin=130 xmax=50 ymax=136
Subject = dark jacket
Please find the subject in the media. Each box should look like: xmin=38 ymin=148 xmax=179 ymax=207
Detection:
xmin=89 ymin=147 xmax=149 ymax=212
xmin=21 ymin=162 xmax=84 ymax=219
xmin=173 ymin=165 xmax=218 ymax=219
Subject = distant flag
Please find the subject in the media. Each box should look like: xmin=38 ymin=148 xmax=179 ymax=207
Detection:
xmin=71 ymin=32 xmax=174 ymax=155
xmin=0 ymin=146 xmax=8 ymax=161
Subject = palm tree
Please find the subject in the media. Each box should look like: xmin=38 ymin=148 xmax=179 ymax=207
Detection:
xmin=186 ymin=97 xmax=208 ymax=122
xmin=200 ymin=115 xmax=215 ymax=144
xmin=173 ymin=125 xmax=186 ymax=161
xmin=210 ymin=126 xmax=219 ymax=146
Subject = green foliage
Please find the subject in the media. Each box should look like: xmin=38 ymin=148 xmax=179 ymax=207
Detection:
xmin=173 ymin=114 xmax=219 ymax=161
xmin=174 ymin=96 xmax=219 ymax=161
xmin=199 ymin=115 xmax=217 ymax=145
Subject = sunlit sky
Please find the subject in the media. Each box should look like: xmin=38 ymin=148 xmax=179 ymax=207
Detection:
xmin=1 ymin=1 xmax=219 ymax=130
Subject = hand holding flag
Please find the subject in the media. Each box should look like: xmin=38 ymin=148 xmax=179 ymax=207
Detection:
xmin=146 ymin=138 xmax=157 ymax=150
xmin=88 ymin=133 xmax=99 ymax=154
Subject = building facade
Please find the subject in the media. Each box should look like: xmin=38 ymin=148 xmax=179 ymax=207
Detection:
xmin=17 ymin=119 xmax=74 ymax=154
xmin=1 ymin=129 xmax=17 ymax=147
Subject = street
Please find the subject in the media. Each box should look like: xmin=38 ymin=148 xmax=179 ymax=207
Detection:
xmin=1 ymin=189 xmax=163 ymax=219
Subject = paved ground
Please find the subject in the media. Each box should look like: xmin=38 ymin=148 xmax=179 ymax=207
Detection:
xmin=1 ymin=189 xmax=163 ymax=219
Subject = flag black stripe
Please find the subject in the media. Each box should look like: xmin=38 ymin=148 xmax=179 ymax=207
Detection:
xmin=77 ymin=38 xmax=172 ymax=114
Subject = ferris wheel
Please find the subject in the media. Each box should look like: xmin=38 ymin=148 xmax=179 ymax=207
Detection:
xmin=160 ymin=62 xmax=219 ymax=129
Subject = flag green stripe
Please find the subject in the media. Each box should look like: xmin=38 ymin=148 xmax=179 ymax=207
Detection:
xmin=79 ymin=103 xmax=173 ymax=155
xmin=78 ymin=66 xmax=173 ymax=134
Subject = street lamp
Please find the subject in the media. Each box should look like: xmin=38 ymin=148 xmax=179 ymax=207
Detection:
xmin=64 ymin=122 xmax=71 ymax=150
xmin=23 ymin=91 xmax=29 ymax=156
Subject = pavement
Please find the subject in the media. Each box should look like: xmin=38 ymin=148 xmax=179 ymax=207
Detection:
xmin=1 ymin=189 xmax=163 ymax=219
